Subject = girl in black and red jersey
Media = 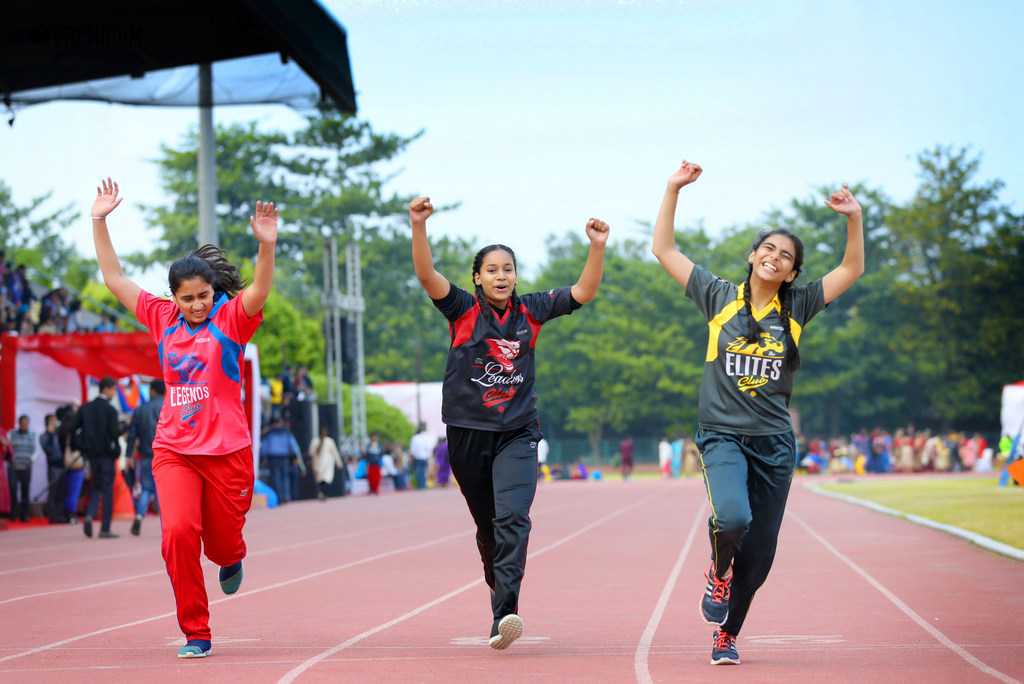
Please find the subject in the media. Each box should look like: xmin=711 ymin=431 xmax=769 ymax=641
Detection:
xmin=410 ymin=196 xmax=609 ymax=650
xmin=652 ymin=160 xmax=864 ymax=666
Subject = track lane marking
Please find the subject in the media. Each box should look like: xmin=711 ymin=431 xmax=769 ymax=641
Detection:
xmin=790 ymin=511 xmax=1020 ymax=684
xmin=634 ymin=498 xmax=706 ymax=683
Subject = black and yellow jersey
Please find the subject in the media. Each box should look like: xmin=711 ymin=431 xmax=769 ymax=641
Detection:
xmin=685 ymin=265 xmax=826 ymax=436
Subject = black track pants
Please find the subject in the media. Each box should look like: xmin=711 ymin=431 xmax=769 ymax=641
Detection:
xmin=696 ymin=428 xmax=796 ymax=636
xmin=447 ymin=423 xmax=541 ymax=620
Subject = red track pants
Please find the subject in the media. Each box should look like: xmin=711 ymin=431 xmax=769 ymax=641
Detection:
xmin=152 ymin=446 xmax=254 ymax=641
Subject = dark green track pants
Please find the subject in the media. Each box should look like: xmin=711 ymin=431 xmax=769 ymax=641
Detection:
xmin=696 ymin=428 xmax=796 ymax=636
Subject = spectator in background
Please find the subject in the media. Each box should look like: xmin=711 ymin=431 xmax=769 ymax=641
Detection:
xmin=658 ymin=436 xmax=672 ymax=478
xmin=95 ymin=313 xmax=116 ymax=333
xmin=309 ymin=425 xmax=343 ymax=501
xmin=391 ymin=441 xmax=409 ymax=491
xmin=9 ymin=415 xmax=37 ymax=522
xmin=293 ymin=365 xmax=314 ymax=401
xmin=0 ymin=422 xmax=12 ymax=518
xmin=70 ymin=376 xmax=123 ymax=538
xmin=40 ymin=414 xmax=66 ymax=523
xmin=57 ymin=405 xmax=85 ymax=523
xmin=434 ymin=437 xmax=451 ymax=488
xmin=408 ymin=423 xmax=435 ymax=490
xmin=619 ymin=435 xmax=634 ymax=481
xmin=261 ymin=416 xmax=301 ymax=504
xmin=126 ymin=379 xmax=164 ymax=536
xmin=362 ymin=431 xmax=384 ymax=495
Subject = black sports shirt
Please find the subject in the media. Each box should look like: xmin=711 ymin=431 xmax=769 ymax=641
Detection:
xmin=432 ymin=283 xmax=580 ymax=431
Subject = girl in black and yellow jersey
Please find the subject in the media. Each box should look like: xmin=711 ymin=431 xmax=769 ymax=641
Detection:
xmin=652 ymin=160 xmax=864 ymax=665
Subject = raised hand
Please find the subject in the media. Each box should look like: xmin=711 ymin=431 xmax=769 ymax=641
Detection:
xmin=91 ymin=178 xmax=123 ymax=218
xmin=409 ymin=196 xmax=433 ymax=224
xmin=249 ymin=201 xmax=279 ymax=246
xmin=667 ymin=160 xmax=703 ymax=192
xmin=825 ymin=184 xmax=862 ymax=216
xmin=585 ymin=218 xmax=610 ymax=246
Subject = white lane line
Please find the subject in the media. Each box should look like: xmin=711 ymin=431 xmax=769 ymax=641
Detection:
xmin=276 ymin=487 xmax=670 ymax=684
xmin=804 ymin=483 xmax=1024 ymax=562
xmin=790 ymin=511 xmax=1021 ymax=684
xmin=0 ymin=531 xmax=469 ymax=664
xmin=0 ymin=549 xmax=151 ymax=575
xmin=0 ymin=510 xmax=464 ymax=605
xmin=634 ymin=498 xmax=706 ymax=684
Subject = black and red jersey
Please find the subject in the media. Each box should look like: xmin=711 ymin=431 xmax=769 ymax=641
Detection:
xmin=432 ymin=283 xmax=580 ymax=431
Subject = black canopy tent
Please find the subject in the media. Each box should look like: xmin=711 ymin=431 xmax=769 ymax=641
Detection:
xmin=1 ymin=0 xmax=357 ymax=245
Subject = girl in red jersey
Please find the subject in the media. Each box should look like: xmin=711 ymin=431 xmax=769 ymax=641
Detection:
xmin=410 ymin=195 xmax=609 ymax=649
xmin=89 ymin=178 xmax=277 ymax=658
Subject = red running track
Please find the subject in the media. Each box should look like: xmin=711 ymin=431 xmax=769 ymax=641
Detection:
xmin=1 ymin=475 xmax=1021 ymax=683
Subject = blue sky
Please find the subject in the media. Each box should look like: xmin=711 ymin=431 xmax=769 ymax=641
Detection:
xmin=1 ymin=0 xmax=1021 ymax=291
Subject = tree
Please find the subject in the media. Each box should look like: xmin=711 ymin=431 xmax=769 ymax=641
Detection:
xmin=0 ymin=180 xmax=80 ymax=277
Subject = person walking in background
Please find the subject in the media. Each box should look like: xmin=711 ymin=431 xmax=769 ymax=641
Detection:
xmin=57 ymin=405 xmax=85 ymax=524
xmin=126 ymin=379 xmax=164 ymax=535
xmin=309 ymin=426 xmax=343 ymax=501
xmin=0 ymin=423 xmax=10 ymax=520
xmin=70 ymin=378 xmax=122 ymax=538
xmin=408 ymin=423 xmax=435 ymax=490
xmin=619 ymin=435 xmax=634 ymax=481
xmin=261 ymin=416 xmax=301 ymax=504
xmin=434 ymin=437 xmax=451 ymax=487
xmin=652 ymin=159 xmax=864 ymax=666
xmin=362 ymin=431 xmax=384 ymax=495
xmin=89 ymin=178 xmax=276 ymax=658
xmin=40 ymin=414 xmax=66 ymax=523
xmin=658 ymin=436 xmax=672 ymax=478
xmin=410 ymin=194 xmax=609 ymax=650
xmin=9 ymin=415 xmax=38 ymax=522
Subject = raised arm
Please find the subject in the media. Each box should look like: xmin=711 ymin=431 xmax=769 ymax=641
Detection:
xmin=241 ymin=201 xmax=278 ymax=318
xmin=570 ymin=218 xmax=610 ymax=305
xmin=409 ymin=197 xmax=451 ymax=300
xmin=651 ymin=160 xmax=702 ymax=289
xmin=90 ymin=179 xmax=142 ymax=311
xmin=820 ymin=184 xmax=865 ymax=304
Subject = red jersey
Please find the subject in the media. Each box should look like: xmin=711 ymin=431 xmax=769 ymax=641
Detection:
xmin=136 ymin=291 xmax=262 ymax=455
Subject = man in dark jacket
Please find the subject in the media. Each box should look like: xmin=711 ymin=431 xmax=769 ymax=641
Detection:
xmin=41 ymin=413 xmax=66 ymax=523
xmin=70 ymin=376 xmax=123 ymax=538
xmin=125 ymin=379 xmax=164 ymax=536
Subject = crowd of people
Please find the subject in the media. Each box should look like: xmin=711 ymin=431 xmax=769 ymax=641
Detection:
xmin=795 ymin=428 xmax=998 ymax=475
xmin=0 ymin=254 xmax=122 ymax=336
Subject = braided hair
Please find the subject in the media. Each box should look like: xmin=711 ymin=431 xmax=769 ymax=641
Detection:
xmin=471 ymin=244 xmax=520 ymax=317
xmin=742 ymin=229 xmax=805 ymax=372
xmin=168 ymin=244 xmax=246 ymax=298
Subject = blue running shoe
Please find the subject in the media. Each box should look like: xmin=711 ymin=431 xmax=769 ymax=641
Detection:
xmin=700 ymin=563 xmax=730 ymax=625
xmin=177 ymin=639 xmax=212 ymax=659
xmin=219 ymin=561 xmax=244 ymax=595
xmin=711 ymin=629 xmax=739 ymax=665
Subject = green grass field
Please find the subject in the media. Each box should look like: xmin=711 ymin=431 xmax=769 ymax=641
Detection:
xmin=813 ymin=476 xmax=1024 ymax=552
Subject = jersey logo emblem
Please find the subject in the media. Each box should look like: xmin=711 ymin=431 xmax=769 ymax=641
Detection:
xmin=484 ymin=338 xmax=520 ymax=372
xmin=167 ymin=352 xmax=208 ymax=383
xmin=725 ymin=332 xmax=783 ymax=357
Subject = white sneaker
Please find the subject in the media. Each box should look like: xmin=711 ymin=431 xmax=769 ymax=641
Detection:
xmin=488 ymin=614 xmax=523 ymax=650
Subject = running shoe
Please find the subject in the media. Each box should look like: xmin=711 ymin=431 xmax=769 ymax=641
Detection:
xmin=219 ymin=561 xmax=244 ymax=595
xmin=177 ymin=639 xmax=212 ymax=659
xmin=83 ymin=516 xmax=93 ymax=538
xmin=488 ymin=614 xmax=523 ymax=650
xmin=711 ymin=628 xmax=739 ymax=665
xmin=700 ymin=563 xmax=731 ymax=625
xmin=131 ymin=516 xmax=142 ymax=536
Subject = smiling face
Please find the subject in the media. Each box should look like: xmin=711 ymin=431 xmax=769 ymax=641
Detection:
xmin=473 ymin=248 xmax=518 ymax=308
xmin=748 ymin=233 xmax=799 ymax=286
xmin=172 ymin=276 xmax=215 ymax=326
